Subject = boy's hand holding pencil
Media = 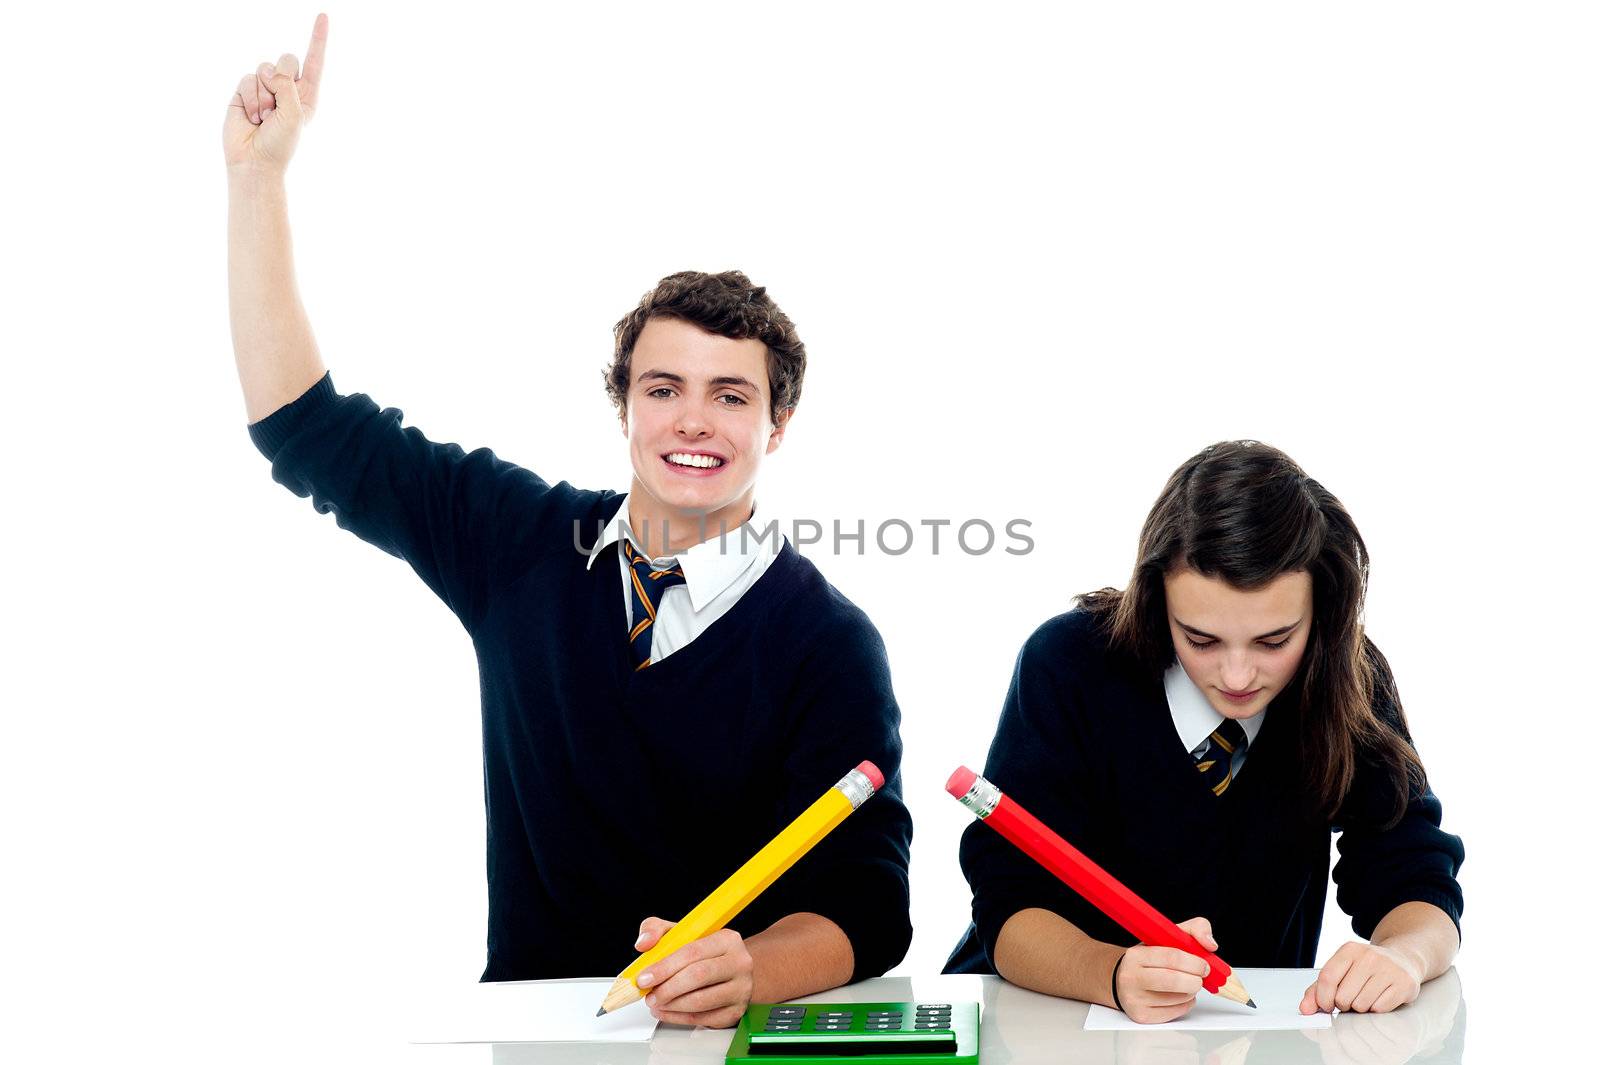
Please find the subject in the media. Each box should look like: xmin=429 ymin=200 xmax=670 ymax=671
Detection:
xmin=595 ymin=762 xmax=885 ymax=1024
xmin=632 ymin=917 xmax=754 ymax=1029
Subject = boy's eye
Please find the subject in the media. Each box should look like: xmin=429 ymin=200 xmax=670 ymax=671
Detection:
xmin=717 ymin=394 xmax=747 ymax=406
xmin=647 ymin=387 xmax=674 ymax=399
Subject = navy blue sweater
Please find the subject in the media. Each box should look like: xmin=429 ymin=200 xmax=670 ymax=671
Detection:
xmin=945 ymin=609 xmax=1463 ymax=974
xmin=249 ymin=374 xmax=913 ymax=982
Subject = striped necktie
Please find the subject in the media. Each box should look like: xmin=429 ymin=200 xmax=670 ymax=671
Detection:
xmin=622 ymin=540 xmax=686 ymax=671
xmin=1192 ymin=718 xmax=1248 ymax=797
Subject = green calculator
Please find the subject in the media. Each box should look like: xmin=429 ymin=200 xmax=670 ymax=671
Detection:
xmin=726 ymin=1002 xmax=979 ymax=1064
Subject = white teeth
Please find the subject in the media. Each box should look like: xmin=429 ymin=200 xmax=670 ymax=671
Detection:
xmin=666 ymin=453 xmax=723 ymax=468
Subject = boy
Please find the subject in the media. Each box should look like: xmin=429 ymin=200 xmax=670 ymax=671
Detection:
xmin=225 ymin=14 xmax=911 ymax=1030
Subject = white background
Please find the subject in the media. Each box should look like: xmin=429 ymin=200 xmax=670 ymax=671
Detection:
xmin=3 ymin=2 xmax=1594 ymax=1062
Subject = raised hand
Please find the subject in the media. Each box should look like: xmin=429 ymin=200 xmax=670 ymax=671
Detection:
xmin=222 ymin=13 xmax=330 ymax=174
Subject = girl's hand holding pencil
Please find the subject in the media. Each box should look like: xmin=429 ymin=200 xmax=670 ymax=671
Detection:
xmin=1115 ymin=916 xmax=1222 ymax=1024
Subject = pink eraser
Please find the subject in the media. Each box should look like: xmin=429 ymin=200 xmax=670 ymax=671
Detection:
xmin=946 ymin=766 xmax=978 ymax=798
xmin=855 ymin=760 xmax=885 ymax=791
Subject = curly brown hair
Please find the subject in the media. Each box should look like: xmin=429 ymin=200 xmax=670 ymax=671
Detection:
xmin=606 ymin=270 xmax=806 ymax=422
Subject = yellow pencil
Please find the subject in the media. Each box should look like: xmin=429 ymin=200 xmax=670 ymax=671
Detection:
xmin=595 ymin=760 xmax=885 ymax=1016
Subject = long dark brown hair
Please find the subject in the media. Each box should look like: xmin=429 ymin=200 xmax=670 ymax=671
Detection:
xmin=1079 ymin=440 xmax=1424 ymax=827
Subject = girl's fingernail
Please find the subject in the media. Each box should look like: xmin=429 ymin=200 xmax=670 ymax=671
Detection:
xmin=646 ymin=994 xmax=656 ymax=1007
xmin=637 ymin=973 xmax=654 ymax=988
xmin=635 ymin=935 xmax=648 ymax=948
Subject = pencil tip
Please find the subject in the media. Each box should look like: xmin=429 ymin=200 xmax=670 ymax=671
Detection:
xmin=1246 ymin=999 xmax=1257 ymax=1009
xmin=595 ymin=1008 xmax=606 ymax=1017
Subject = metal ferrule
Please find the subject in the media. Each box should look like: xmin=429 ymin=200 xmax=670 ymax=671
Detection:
xmin=956 ymin=774 xmax=1001 ymax=819
xmin=834 ymin=768 xmax=877 ymax=809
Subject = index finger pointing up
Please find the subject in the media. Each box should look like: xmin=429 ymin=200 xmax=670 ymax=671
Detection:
xmin=300 ymin=13 xmax=330 ymax=107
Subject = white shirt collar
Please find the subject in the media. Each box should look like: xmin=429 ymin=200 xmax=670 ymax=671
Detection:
xmin=585 ymin=495 xmax=781 ymax=612
xmin=1164 ymin=661 xmax=1267 ymax=754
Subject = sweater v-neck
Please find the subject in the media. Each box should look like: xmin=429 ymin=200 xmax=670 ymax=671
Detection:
xmin=599 ymin=539 xmax=808 ymax=689
xmin=1147 ymin=666 xmax=1278 ymax=809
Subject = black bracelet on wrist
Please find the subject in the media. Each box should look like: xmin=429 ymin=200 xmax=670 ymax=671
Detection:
xmin=1111 ymin=950 xmax=1128 ymax=1012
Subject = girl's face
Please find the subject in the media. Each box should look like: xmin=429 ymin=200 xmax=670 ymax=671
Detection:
xmin=1163 ymin=567 xmax=1313 ymax=720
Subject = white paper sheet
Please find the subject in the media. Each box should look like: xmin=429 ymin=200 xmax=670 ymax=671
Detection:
xmin=1084 ymin=968 xmax=1333 ymax=1030
xmin=408 ymin=979 xmax=659 ymax=1044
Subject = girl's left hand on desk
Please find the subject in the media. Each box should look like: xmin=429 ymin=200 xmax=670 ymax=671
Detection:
xmin=634 ymin=916 xmax=755 ymax=1029
xmin=1300 ymin=941 xmax=1423 ymax=1015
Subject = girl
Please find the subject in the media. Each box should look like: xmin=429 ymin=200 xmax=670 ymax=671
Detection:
xmin=944 ymin=441 xmax=1463 ymax=1024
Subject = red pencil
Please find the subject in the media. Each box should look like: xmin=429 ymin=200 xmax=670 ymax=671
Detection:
xmin=947 ymin=766 xmax=1255 ymax=1007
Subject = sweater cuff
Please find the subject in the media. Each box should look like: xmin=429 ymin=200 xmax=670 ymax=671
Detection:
xmin=973 ymin=888 xmax=1096 ymax=972
xmin=1359 ymin=888 xmax=1464 ymax=946
xmin=247 ymin=372 xmax=337 ymax=460
xmin=806 ymin=888 xmax=912 ymax=983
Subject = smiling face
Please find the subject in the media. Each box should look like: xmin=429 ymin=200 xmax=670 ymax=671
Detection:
xmin=620 ymin=316 xmax=788 ymax=552
xmin=1164 ymin=567 xmax=1313 ymax=721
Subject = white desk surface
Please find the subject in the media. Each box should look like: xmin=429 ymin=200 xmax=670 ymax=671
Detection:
xmin=405 ymin=968 xmax=1465 ymax=1065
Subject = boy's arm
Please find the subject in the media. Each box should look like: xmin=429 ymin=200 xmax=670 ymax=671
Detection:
xmin=632 ymin=611 xmax=910 ymax=1029
xmin=761 ymin=611 xmax=914 ymax=984
xmin=746 ymin=913 xmax=854 ymax=1001
xmin=225 ymin=19 xmax=593 ymax=631
xmin=224 ymin=15 xmax=329 ymax=423
xmin=229 ymin=170 xmax=325 ymax=424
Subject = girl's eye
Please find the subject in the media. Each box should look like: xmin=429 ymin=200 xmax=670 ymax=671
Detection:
xmin=1185 ymin=634 xmax=1290 ymax=651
